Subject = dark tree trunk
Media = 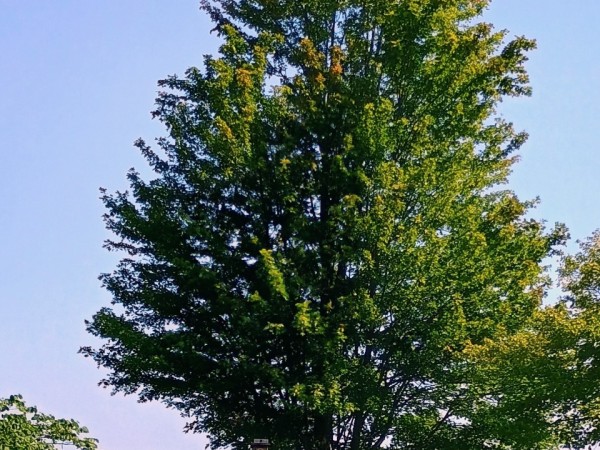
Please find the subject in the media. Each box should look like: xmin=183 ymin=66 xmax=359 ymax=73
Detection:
xmin=314 ymin=414 xmax=332 ymax=450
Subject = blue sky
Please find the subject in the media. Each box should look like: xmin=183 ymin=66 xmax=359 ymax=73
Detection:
xmin=1 ymin=1 xmax=599 ymax=449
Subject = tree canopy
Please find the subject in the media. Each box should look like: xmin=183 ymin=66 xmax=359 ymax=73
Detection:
xmin=82 ymin=0 xmax=600 ymax=449
xmin=0 ymin=395 xmax=97 ymax=450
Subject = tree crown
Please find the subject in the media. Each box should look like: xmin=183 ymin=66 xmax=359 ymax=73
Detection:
xmin=83 ymin=1 xmax=576 ymax=449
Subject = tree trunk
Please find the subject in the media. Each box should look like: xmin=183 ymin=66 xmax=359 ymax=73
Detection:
xmin=314 ymin=414 xmax=332 ymax=450
xmin=350 ymin=413 xmax=364 ymax=450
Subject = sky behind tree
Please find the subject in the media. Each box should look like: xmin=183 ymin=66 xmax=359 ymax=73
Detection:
xmin=1 ymin=1 xmax=599 ymax=449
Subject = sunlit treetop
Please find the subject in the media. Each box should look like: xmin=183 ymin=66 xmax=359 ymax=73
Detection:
xmin=0 ymin=395 xmax=98 ymax=450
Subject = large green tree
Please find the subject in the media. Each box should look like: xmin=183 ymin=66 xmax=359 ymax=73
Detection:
xmin=0 ymin=395 xmax=97 ymax=450
xmin=83 ymin=0 xmax=579 ymax=448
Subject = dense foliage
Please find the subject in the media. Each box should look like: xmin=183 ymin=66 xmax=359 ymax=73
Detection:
xmin=0 ymin=395 xmax=97 ymax=450
xmin=463 ymin=234 xmax=600 ymax=450
xmin=82 ymin=0 xmax=600 ymax=448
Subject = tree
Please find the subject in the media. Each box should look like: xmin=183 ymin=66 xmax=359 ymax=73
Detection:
xmin=82 ymin=0 xmax=572 ymax=448
xmin=462 ymin=233 xmax=600 ymax=450
xmin=0 ymin=395 xmax=97 ymax=450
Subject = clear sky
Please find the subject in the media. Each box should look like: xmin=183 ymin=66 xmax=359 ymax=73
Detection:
xmin=1 ymin=1 xmax=599 ymax=449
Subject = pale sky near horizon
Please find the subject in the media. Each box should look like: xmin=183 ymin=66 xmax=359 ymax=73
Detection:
xmin=1 ymin=1 xmax=599 ymax=449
